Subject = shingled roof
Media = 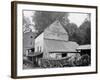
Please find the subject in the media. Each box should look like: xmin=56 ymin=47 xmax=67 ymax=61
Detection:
xmin=44 ymin=39 xmax=79 ymax=53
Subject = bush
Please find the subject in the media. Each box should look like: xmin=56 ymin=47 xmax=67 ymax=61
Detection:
xmin=75 ymin=54 xmax=91 ymax=66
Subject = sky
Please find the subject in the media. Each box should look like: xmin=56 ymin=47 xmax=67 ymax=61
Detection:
xmin=23 ymin=11 xmax=89 ymax=28
xmin=23 ymin=11 xmax=35 ymax=32
xmin=68 ymin=13 xmax=88 ymax=27
xmin=23 ymin=11 xmax=35 ymax=23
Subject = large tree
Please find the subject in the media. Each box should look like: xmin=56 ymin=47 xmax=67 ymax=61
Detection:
xmin=63 ymin=23 xmax=78 ymax=41
xmin=62 ymin=16 xmax=91 ymax=45
xmin=32 ymin=11 xmax=69 ymax=34
xmin=78 ymin=20 xmax=91 ymax=44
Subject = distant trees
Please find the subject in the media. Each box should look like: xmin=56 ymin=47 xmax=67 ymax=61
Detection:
xmin=62 ymin=17 xmax=91 ymax=45
xmin=78 ymin=20 xmax=91 ymax=44
xmin=62 ymin=23 xmax=78 ymax=41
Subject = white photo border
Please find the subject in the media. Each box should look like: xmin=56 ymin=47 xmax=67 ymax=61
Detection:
xmin=14 ymin=1 xmax=97 ymax=78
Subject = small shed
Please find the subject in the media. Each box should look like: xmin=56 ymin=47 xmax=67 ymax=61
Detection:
xmin=76 ymin=45 xmax=91 ymax=56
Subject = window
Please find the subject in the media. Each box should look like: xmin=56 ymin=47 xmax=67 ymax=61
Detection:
xmin=37 ymin=46 xmax=39 ymax=52
xmin=40 ymin=46 xmax=41 ymax=52
xmin=30 ymin=36 xmax=33 ymax=38
xmin=30 ymin=41 xmax=32 ymax=45
xmin=31 ymin=48 xmax=34 ymax=52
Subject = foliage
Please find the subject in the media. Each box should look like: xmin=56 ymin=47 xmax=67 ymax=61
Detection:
xmin=78 ymin=20 xmax=91 ymax=44
xmin=23 ymin=16 xmax=31 ymax=27
xmin=63 ymin=19 xmax=91 ymax=45
xmin=32 ymin=11 xmax=69 ymax=34
xmin=75 ymin=54 xmax=91 ymax=66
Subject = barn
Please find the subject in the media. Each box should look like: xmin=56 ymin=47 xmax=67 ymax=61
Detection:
xmin=35 ymin=20 xmax=79 ymax=59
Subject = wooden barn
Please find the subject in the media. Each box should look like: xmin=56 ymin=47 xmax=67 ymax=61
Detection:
xmin=35 ymin=20 xmax=79 ymax=60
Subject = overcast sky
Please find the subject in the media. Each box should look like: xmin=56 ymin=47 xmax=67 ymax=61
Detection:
xmin=68 ymin=13 xmax=88 ymax=27
xmin=23 ymin=11 xmax=35 ymax=23
xmin=23 ymin=11 xmax=89 ymax=27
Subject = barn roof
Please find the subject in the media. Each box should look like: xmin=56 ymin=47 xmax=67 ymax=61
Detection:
xmin=44 ymin=39 xmax=79 ymax=53
xmin=35 ymin=20 xmax=68 ymax=40
xmin=44 ymin=20 xmax=68 ymax=41
xmin=76 ymin=45 xmax=91 ymax=50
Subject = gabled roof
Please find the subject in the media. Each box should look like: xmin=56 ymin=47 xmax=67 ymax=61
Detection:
xmin=44 ymin=20 xmax=68 ymax=41
xmin=44 ymin=20 xmax=68 ymax=34
xmin=35 ymin=20 xmax=68 ymax=40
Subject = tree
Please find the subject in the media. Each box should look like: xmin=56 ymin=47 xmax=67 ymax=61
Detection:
xmin=63 ymin=23 xmax=79 ymax=42
xmin=32 ymin=11 xmax=69 ymax=35
xmin=23 ymin=16 xmax=32 ymax=32
xmin=78 ymin=20 xmax=91 ymax=45
xmin=62 ymin=17 xmax=91 ymax=45
xmin=23 ymin=16 xmax=31 ymax=27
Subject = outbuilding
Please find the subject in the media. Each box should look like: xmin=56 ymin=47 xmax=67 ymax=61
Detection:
xmin=76 ymin=45 xmax=91 ymax=56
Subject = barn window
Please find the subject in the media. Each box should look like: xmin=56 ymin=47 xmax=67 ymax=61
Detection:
xmin=62 ymin=53 xmax=67 ymax=57
xmin=30 ymin=41 xmax=32 ymax=45
xmin=30 ymin=36 xmax=33 ymax=38
xmin=40 ymin=46 xmax=41 ymax=52
xmin=37 ymin=46 xmax=39 ymax=52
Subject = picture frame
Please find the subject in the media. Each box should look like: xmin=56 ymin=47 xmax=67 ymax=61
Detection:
xmin=11 ymin=1 xmax=98 ymax=78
